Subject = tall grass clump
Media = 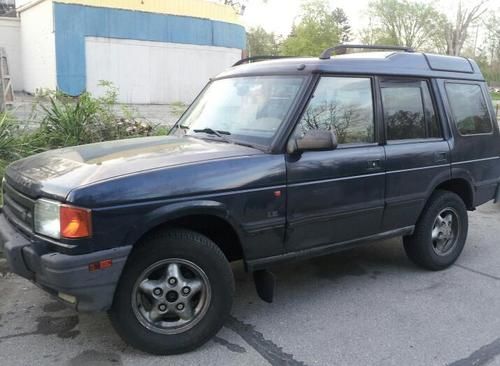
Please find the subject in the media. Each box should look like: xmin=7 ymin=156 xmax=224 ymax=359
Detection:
xmin=37 ymin=81 xmax=157 ymax=149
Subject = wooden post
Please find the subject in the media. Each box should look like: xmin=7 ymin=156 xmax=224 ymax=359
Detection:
xmin=0 ymin=48 xmax=14 ymax=113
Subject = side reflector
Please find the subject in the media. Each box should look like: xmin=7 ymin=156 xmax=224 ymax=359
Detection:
xmin=88 ymin=259 xmax=113 ymax=272
xmin=60 ymin=205 xmax=92 ymax=239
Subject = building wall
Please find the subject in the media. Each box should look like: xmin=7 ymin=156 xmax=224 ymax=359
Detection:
xmin=0 ymin=17 xmax=23 ymax=91
xmin=19 ymin=0 xmax=56 ymax=93
xmin=86 ymin=37 xmax=241 ymax=104
xmin=53 ymin=1 xmax=246 ymax=98
xmin=54 ymin=0 xmax=241 ymax=24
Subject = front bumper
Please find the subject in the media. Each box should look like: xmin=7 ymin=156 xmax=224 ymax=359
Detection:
xmin=0 ymin=212 xmax=131 ymax=312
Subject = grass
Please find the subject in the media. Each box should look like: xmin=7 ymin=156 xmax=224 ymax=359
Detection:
xmin=491 ymin=92 xmax=500 ymax=101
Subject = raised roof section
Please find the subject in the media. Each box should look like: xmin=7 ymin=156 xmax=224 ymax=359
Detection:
xmin=221 ymin=51 xmax=484 ymax=81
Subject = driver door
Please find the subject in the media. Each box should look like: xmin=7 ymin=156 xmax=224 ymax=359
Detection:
xmin=285 ymin=76 xmax=386 ymax=251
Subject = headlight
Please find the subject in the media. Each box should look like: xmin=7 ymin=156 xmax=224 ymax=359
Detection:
xmin=34 ymin=199 xmax=61 ymax=239
xmin=34 ymin=199 xmax=92 ymax=239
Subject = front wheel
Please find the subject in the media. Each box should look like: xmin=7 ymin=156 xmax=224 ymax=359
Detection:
xmin=403 ymin=190 xmax=468 ymax=271
xmin=109 ymin=229 xmax=234 ymax=355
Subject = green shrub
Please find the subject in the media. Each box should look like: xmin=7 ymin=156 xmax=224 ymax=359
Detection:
xmin=37 ymin=82 xmax=159 ymax=149
xmin=0 ymin=113 xmax=31 ymax=178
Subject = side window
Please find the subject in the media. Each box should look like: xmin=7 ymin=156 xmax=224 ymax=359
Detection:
xmin=445 ymin=83 xmax=493 ymax=135
xmin=381 ymin=80 xmax=441 ymax=140
xmin=294 ymin=77 xmax=374 ymax=144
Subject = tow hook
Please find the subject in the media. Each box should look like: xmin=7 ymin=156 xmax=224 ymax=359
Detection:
xmin=253 ymin=269 xmax=275 ymax=303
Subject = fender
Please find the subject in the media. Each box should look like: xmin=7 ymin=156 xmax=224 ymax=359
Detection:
xmin=123 ymin=200 xmax=245 ymax=247
xmin=423 ymin=167 xmax=475 ymax=209
xmin=424 ymin=168 xmax=455 ymax=200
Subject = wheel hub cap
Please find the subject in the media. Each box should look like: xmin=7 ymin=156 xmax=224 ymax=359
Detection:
xmin=431 ymin=208 xmax=460 ymax=256
xmin=131 ymin=258 xmax=211 ymax=335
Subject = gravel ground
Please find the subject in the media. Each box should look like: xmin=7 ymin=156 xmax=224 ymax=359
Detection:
xmin=0 ymin=202 xmax=500 ymax=366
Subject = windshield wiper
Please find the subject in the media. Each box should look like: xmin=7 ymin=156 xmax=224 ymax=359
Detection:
xmin=192 ymin=128 xmax=231 ymax=137
xmin=190 ymin=127 xmax=256 ymax=149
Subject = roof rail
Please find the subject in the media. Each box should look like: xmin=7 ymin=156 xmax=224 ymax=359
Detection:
xmin=232 ymin=56 xmax=296 ymax=67
xmin=319 ymin=44 xmax=415 ymax=60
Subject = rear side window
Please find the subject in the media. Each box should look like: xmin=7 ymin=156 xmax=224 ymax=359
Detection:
xmin=445 ymin=83 xmax=493 ymax=135
xmin=381 ymin=80 xmax=441 ymax=140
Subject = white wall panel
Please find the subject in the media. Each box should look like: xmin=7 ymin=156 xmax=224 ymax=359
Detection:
xmin=0 ymin=17 xmax=23 ymax=91
xmin=85 ymin=37 xmax=241 ymax=104
xmin=19 ymin=0 xmax=56 ymax=93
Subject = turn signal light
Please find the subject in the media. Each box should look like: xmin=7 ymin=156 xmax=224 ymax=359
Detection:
xmin=88 ymin=259 xmax=113 ymax=272
xmin=60 ymin=205 xmax=92 ymax=239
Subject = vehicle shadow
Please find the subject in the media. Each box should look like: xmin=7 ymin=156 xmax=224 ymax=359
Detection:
xmin=231 ymin=237 xmax=418 ymax=306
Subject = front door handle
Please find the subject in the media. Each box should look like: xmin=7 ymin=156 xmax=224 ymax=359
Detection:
xmin=434 ymin=152 xmax=448 ymax=163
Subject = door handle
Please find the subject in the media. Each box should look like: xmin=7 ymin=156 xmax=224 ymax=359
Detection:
xmin=434 ymin=152 xmax=448 ymax=163
xmin=367 ymin=159 xmax=381 ymax=170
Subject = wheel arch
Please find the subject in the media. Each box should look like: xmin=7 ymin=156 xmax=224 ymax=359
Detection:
xmin=434 ymin=178 xmax=474 ymax=210
xmin=125 ymin=200 xmax=245 ymax=263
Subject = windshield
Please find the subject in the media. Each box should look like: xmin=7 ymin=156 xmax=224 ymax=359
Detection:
xmin=171 ymin=76 xmax=305 ymax=148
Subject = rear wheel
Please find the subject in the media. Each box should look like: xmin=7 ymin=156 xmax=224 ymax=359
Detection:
xmin=109 ymin=229 xmax=234 ymax=355
xmin=403 ymin=190 xmax=468 ymax=270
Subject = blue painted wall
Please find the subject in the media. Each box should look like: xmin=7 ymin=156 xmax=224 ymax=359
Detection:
xmin=53 ymin=2 xmax=246 ymax=95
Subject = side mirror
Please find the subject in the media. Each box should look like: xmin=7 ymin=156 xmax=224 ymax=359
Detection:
xmin=287 ymin=130 xmax=338 ymax=154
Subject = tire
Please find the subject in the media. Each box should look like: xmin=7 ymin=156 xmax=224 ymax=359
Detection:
xmin=403 ymin=190 xmax=468 ymax=271
xmin=109 ymin=229 xmax=234 ymax=355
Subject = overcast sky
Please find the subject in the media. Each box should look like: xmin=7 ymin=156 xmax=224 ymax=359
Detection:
xmin=241 ymin=0 xmax=499 ymax=41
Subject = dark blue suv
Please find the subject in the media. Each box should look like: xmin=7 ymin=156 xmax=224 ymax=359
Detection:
xmin=1 ymin=45 xmax=499 ymax=355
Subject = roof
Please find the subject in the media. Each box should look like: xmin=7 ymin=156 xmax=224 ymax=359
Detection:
xmin=218 ymin=51 xmax=484 ymax=81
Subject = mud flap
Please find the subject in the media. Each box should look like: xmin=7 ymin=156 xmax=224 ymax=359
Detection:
xmin=253 ymin=269 xmax=275 ymax=303
xmin=495 ymin=183 xmax=500 ymax=204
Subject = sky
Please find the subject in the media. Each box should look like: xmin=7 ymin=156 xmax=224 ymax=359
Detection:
xmin=242 ymin=0 xmax=371 ymax=37
xmin=241 ymin=0 xmax=499 ymax=41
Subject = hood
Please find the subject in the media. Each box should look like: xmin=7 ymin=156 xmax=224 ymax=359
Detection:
xmin=5 ymin=136 xmax=262 ymax=201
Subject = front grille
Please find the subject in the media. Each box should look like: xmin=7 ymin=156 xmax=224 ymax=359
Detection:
xmin=2 ymin=181 xmax=35 ymax=233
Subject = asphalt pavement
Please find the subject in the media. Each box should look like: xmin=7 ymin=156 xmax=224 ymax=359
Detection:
xmin=1 ymin=202 xmax=500 ymax=366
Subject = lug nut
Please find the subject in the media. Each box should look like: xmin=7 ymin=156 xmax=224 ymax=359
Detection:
xmin=168 ymin=277 xmax=177 ymax=286
xmin=182 ymin=286 xmax=191 ymax=295
xmin=158 ymin=304 xmax=167 ymax=312
xmin=176 ymin=303 xmax=185 ymax=311
xmin=153 ymin=288 xmax=163 ymax=296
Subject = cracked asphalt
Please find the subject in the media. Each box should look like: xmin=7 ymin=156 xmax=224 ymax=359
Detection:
xmin=1 ymin=202 xmax=500 ymax=366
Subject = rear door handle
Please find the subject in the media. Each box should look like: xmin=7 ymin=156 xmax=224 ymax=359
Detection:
xmin=434 ymin=152 xmax=448 ymax=163
xmin=367 ymin=159 xmax=381 ymax=170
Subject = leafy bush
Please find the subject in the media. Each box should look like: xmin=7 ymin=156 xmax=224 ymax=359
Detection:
xmin=0 ymin=113 xmax=31 ymax=178
xmin=38 ymin=82 xmax=159 ymax=149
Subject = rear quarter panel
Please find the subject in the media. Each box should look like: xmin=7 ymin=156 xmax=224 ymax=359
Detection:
xmin=437 ymin=79 xmax=500 ymax=207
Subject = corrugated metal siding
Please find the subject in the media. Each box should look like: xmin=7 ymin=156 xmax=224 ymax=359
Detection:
xmin=53 ymin=2 xmax=246 ymax=96
xmin=55 ymin=0 xmax=241 ymax=24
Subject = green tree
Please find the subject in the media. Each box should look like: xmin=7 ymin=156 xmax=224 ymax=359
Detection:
xmin=361 ymin=0 xmax=445 ymax=50
xmin=246 ymin=26 xmax=280 ymax=56
xmin=280 ymin=1 xmax=351 ymax=57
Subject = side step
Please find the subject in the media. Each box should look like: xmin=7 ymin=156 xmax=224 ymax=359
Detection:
xmin=253 ymin=269 xmax=275 ymax=303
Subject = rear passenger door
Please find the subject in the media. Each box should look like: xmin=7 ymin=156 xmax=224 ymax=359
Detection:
xmin=380 ymin=78 xmax=451 ymax=231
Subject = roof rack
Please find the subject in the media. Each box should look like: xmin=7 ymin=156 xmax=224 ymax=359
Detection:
xmin=319 ymin=44 xmax=414 ymax=60
xmin=232 ymin=56 xmax=296 ymax=67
